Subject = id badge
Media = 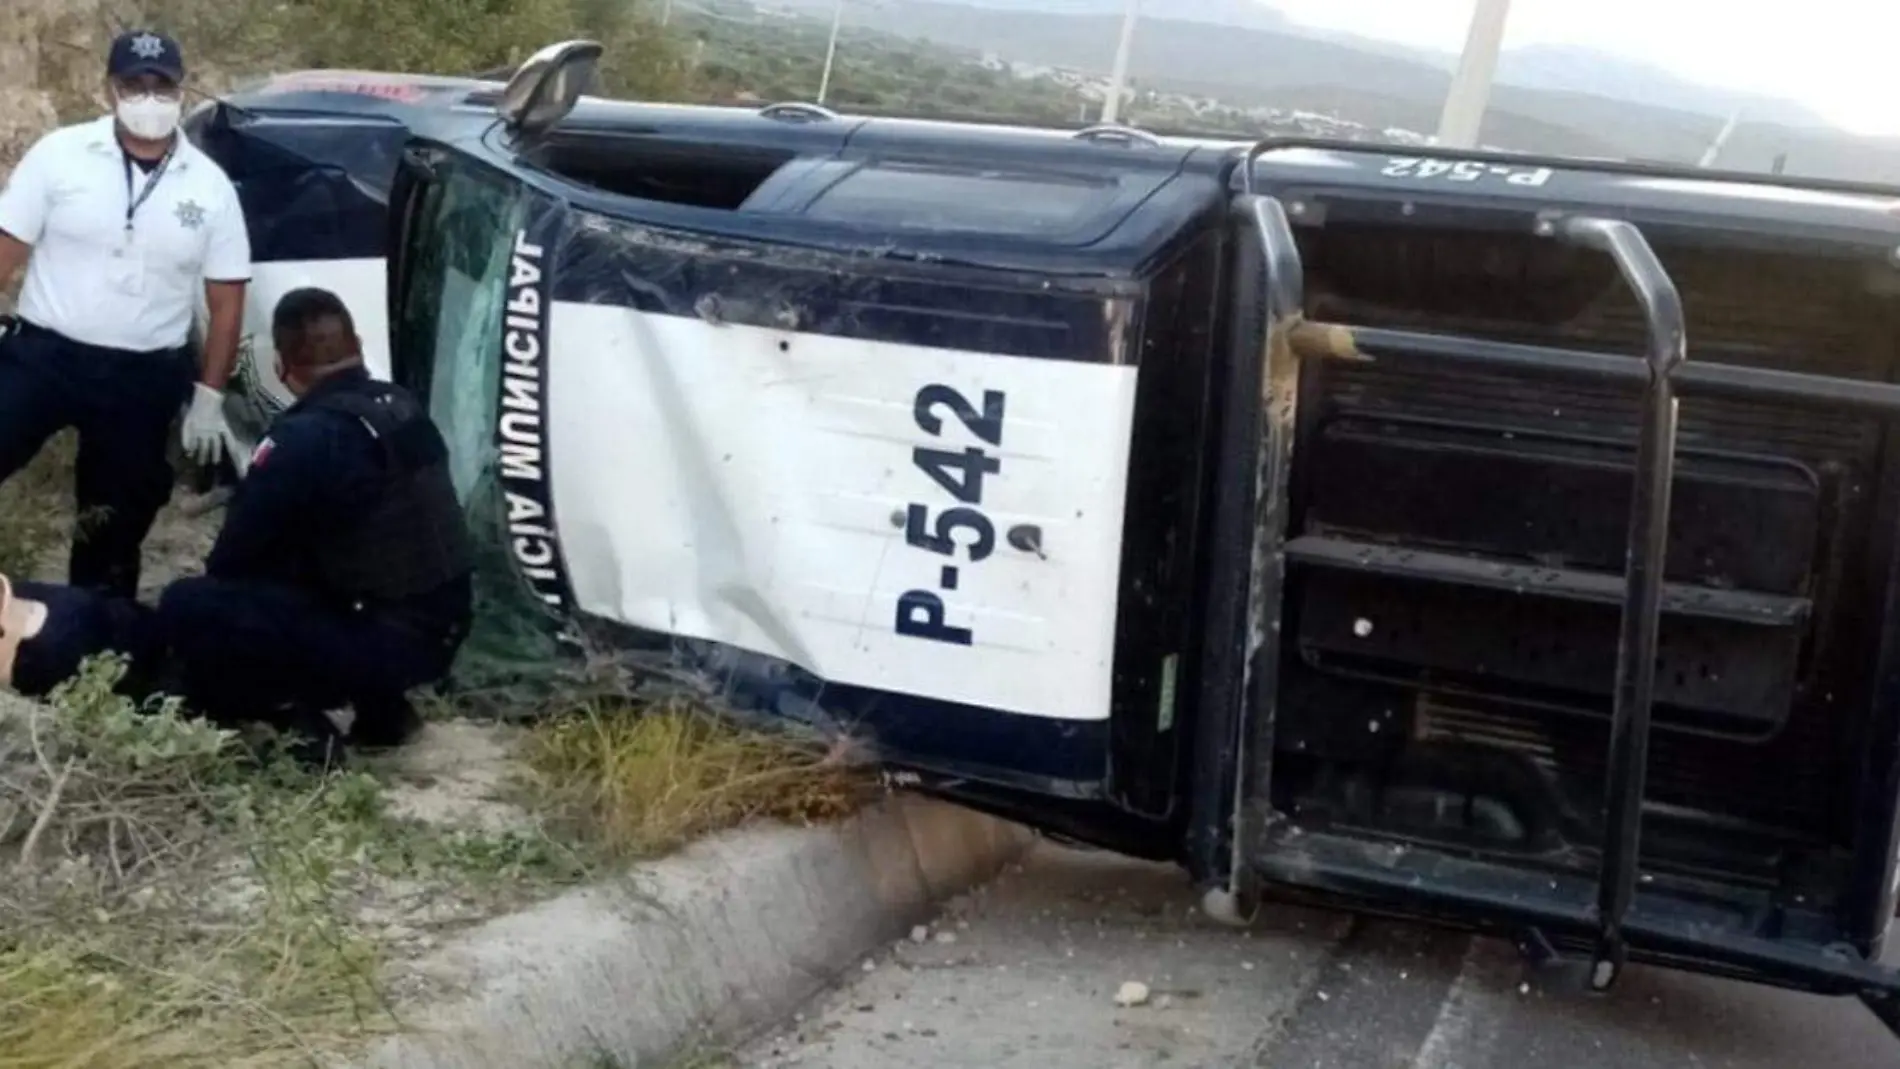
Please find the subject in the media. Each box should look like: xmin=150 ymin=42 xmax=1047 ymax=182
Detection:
xmin=109 ymin=243 xmax=145 ymax=297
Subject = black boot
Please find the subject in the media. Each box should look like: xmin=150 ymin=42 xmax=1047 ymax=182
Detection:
xmin=272 ymin=703 xmax=349 ymax=772
xmin=348 ymin=692 xmax=423 ymax=752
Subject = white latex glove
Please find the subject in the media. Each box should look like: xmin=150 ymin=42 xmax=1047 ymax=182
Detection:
xmin=181 ymin=383 xmax=230 ymax=468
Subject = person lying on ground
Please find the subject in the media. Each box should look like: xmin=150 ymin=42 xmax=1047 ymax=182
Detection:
xmin=0 ymin=287 xmax=475 ymax=767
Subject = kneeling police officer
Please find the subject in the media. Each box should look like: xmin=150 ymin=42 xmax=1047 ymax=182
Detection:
xmin=153 ymin=286 xmax=475 ymax=759
xmin=2 ymin=289 xmax=472 ymax=763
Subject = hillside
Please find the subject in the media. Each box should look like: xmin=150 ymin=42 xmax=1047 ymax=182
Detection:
xmin=687 ymin=5 xmax=1092 ymax=122
xmin=930 ymin=0 xmax=1293 ymax=30
xmin=1492 ymin=45 xmax=1828 ymax=132
xmin=761 ymin=0 xmax=1900 ymax=182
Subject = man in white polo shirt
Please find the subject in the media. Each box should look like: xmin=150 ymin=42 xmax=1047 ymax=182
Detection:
xmin=0 ymin=29 xmax=247 ymax=598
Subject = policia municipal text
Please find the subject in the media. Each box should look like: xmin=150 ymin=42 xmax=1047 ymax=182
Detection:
xmin=0 ymin=30 xmax=245 ymax=597
xmin=0 ymin=288 xmax=476 ymax=766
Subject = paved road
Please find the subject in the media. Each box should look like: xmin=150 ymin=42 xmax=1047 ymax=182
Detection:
xmin=737 ymin=842 xmax=1898 ymax=1068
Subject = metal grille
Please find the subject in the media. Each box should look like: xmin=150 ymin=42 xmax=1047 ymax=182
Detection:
xmin=1300 ymin=231 xmax=1893 ymax=853
xmin=1414 ymin=697 xmax=1836 ymax=841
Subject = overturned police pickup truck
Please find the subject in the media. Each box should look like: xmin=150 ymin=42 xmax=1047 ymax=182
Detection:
xmin=187 ymin=41 xmax=1900 ymax=1040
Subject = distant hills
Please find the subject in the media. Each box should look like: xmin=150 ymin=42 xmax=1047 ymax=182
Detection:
xmin=768 ymin=0 xmax=1900 ymax=183
xmin=923 ymin=0 xmax=1293 ymax=30
xmin=1492 ymin=45 xmax=1828 ymax=132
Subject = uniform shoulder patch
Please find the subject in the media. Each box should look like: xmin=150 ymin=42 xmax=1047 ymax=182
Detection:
xmin=250 ymin=436 xmax=276 ymax=470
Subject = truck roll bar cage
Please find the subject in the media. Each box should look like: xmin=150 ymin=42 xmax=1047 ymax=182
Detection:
xmin=1211 ymin=135 xmax=1900 ymax=1038
xmin=1557 ymin=214 xmax=1685 ymax=990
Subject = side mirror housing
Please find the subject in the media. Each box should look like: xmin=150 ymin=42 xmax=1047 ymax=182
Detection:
xmin=497 ymin=39 xmax=604 ymax=141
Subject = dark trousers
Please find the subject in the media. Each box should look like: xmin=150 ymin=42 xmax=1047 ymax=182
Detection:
xmin=9 ymin=578 xmax=166 ymax=698
xmin=157 ymin=577 xmax=466 ymax=737
xmin=12 ymin=576 xmax=467 ymax=742
xmin=0 ymin=322 xmax=195 ymax=598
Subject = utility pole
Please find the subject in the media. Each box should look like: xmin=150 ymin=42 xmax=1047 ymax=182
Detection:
xmin=1435 ymin=0 xmax=1512 ymax=149
xmin=1101 ymin=0 xmax=1140 ymax=124
xmin=818 ymin=0 xmax=845 ymax=104
xmin=1698 ymin=109 xmax=1742 ymax=168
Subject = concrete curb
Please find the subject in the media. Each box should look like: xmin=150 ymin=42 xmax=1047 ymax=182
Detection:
xmin=354 ymin=794 xmax=1035 ymax=1068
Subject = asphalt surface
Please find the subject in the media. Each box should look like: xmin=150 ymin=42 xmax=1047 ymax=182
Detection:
xmin=737 ymin=841 xmax=1900 ymax=1068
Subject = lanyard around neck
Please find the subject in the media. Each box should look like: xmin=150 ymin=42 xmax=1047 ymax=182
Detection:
xmin=122 ymin=143 xmax=176 ymax=234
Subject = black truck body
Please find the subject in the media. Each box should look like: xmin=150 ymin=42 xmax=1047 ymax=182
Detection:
xmin=185 ymin=61 xmax=1900 ymax=1036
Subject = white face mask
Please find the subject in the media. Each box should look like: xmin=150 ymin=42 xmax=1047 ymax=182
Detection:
xmin=115 ymin=93 xmax=182 ymax=141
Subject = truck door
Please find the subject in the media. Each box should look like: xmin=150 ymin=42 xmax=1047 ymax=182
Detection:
xmin=385 ymin=122 xmax=1224 ymax=837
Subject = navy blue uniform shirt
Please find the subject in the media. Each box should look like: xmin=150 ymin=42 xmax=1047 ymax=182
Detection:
xmin=206 ymin=366 xmax=472 ymax=634
xmin=206 ymin=366 xmax=383 ymax=589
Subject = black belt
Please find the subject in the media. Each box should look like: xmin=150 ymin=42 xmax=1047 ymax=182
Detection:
xmin=9 ymin=318 xmax=183 ymax=360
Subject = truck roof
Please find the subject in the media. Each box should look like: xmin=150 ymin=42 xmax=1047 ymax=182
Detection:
xmin=1240 ymin=139 xmax=1900 ymax=250
xmin=213 ymin=70 xmax=1900 ymax=252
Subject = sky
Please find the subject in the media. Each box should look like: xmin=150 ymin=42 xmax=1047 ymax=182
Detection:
xmin=1262 ymin=0 xmax=1900 ymax=136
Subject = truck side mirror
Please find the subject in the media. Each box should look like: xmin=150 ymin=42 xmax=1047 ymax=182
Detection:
xmin=497 ymin=39 xmax=603 ymax=142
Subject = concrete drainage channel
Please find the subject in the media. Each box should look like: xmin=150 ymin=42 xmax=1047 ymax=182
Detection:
xmin=350 ymin=794 xmax=1034 ymax=1069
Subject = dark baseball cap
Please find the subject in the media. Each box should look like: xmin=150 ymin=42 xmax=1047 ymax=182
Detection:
xmin=107 ymin=30 xmax=185 ymax=83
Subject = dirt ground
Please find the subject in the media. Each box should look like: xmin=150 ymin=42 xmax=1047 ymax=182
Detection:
xmin=342 ymin=718 xmax=551 ymax=974
xmin=377 ymin=718 xmax=536 ymax=837
xmin=139 ymin=493 xmax=223 ymax=593
xmin=11 ymin=473 xmax=222 ymax=595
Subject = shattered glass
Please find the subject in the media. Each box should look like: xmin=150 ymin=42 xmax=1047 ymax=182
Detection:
xmin=390 ymin=156 xmax=578 ymax=706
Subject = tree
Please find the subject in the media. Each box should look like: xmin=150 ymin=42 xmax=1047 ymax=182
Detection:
xmin=93 ymin=0 xmax=687 ymax=100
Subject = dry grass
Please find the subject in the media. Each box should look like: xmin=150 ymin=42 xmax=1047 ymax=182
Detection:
xmin=0 ymin=658 xmax=555 ymax=1069
xmin=0 ymin=657 xmax=885 ymax=1068
xmin=0 ymin=922 xmax=385 ymax=1069
xmin=521 ymin=697 xmax=882 ymax=862
xmin=0 ymin=434 xmax=78 ymax=580
xmin=0 ymin=661 xmax=389 ymax=1069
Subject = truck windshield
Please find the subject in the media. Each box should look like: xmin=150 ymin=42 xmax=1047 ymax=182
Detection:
xmin=391 ymin=152 xmax=569 ymax=693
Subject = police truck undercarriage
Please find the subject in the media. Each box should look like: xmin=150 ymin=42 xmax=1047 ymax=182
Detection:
xmin=174 ymin=42 xmax=1900 ymax=1041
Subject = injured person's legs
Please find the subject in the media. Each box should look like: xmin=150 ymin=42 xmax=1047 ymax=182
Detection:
xmin=0 ymin=573 xmax=346 ymax=767
xmin=0 ymin=573 xmax=161 ymax=698
xmin=4 ymin=572 xmax=436 ymax=769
